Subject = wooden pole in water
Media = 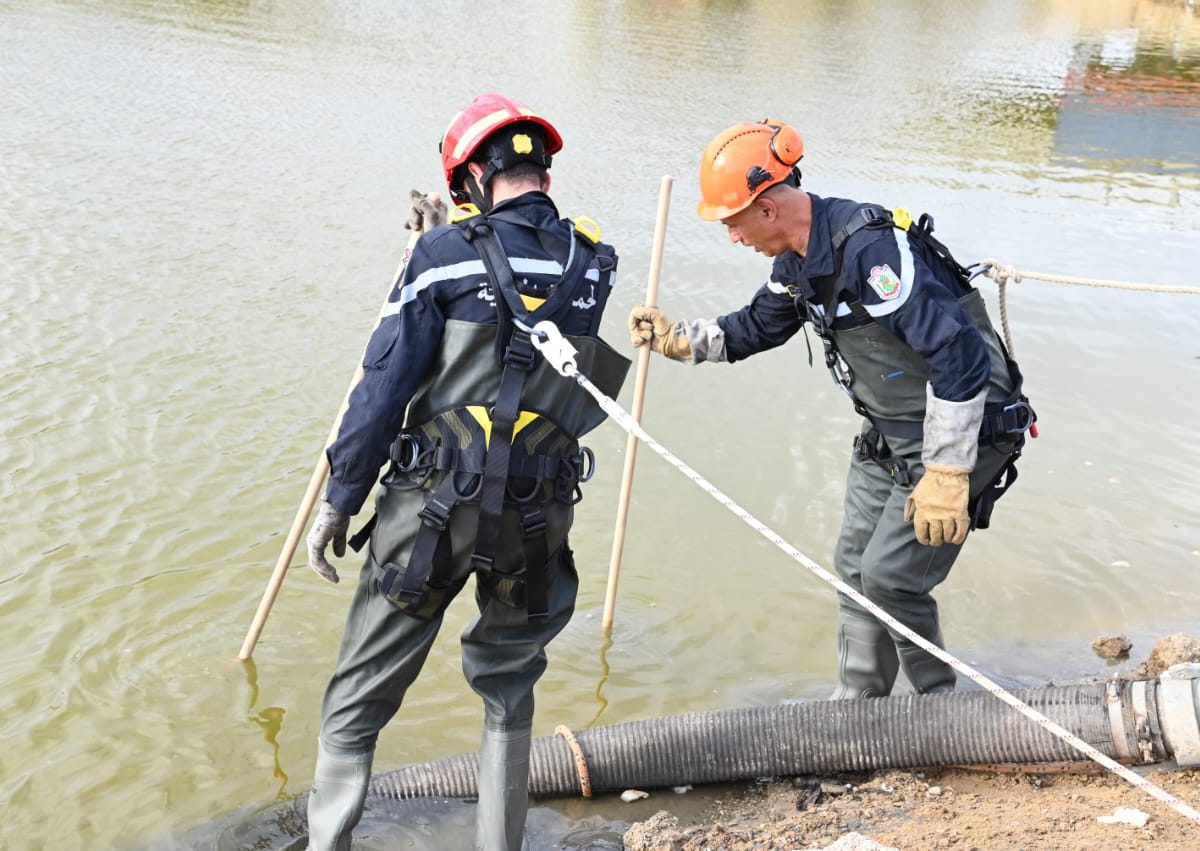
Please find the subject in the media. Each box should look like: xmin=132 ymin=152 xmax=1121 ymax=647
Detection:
xmin=238 ymin=227 xmax=424 ymax=660
xmin=601 ymin=175 xmax=673 ymax=637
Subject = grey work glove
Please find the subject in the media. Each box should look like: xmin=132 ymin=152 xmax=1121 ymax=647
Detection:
xmin=307 ymin=500 xmax=350 ymax=584
xmin=405 ymin=189 xmax=447 ymax=234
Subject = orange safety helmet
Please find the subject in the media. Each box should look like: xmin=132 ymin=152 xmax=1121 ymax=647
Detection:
xmin=696 ymin=120 xmax=805 ymax=221
xmin=439 ymin=93 xmax=563 ymax=205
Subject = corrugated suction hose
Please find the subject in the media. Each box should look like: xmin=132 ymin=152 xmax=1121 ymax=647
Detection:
xmin=369 ymin=675 xmax=1199 ymax=801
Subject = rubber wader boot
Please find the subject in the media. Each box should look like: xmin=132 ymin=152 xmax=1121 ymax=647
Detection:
xmin=474 ymin=721 xmax=533 ymax=851
xmin=830 ymin=612 xmax=900 ymax=699
xmin=897 ymin=627 xmax=956 ymax=694
xmin=306 ymin=740 xmax=374 ymax=851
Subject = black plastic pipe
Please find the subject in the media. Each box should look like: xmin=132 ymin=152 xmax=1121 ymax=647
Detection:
xmin=369 ymin=675 xmax=1199 ymax=801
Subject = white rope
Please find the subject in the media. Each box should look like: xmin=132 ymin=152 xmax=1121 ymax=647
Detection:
xmin=530 ymin=324 xmax=1200 ymax=824
xmin=981 ymin=259 xmax=1200 ymax=296
xmin=979 ymin=255 xmax=1195 ymax=355
xmin=979 ymin=259 xmax=1200 ymax=357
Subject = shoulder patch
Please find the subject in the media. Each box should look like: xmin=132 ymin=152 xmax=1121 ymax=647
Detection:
xmin=867 ymin=264 xmax=902 ymax=300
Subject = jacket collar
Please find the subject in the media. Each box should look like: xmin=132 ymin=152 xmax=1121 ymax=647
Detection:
xmin=796 ymin=193 xmax=834 ymax=285
xmin=488 ymin=191 xmax=561 ymax=227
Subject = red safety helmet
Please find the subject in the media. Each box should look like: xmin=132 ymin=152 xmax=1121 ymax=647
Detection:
xmin=440 ymin=93 xmax=563 ymax=205
xmin=696 ymin=119 xmax=804 ymax=220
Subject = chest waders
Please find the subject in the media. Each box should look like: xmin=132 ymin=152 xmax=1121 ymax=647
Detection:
xmin=360 ymin=211 xmax=630 ymax=621
xmin=796 ymin=206 xmax=1037 ymax=531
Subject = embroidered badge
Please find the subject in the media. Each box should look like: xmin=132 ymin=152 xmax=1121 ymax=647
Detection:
xmin=868 ymin=264 xmax=902 ymax=300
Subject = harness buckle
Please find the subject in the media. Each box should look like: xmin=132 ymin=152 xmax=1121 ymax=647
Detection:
xmin=504 ymin=332 xmax=537 ymax=370
xmin=520 ymin=509 xmax=547 ymax=538
xmin=889 ymin=461 xmax=913 ymax=487
xmin=417 ymin=496 xmax=454 ymax=533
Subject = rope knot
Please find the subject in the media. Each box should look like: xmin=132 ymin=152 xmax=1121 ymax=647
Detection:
xmin=983 ymin=258 xmax=1022 ymax=286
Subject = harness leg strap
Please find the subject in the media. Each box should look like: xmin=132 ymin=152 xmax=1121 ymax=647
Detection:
xmin=519 ymin=508 xmax=549 ymax=620
xmin=379 ymin=477 xmax=459 ymax=610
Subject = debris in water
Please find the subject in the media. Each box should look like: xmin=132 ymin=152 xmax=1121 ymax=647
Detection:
xmin=620 ymin=789 xmax=650 ymax=803
xmin=1091 ymin=634 xmax=1132 ymax=662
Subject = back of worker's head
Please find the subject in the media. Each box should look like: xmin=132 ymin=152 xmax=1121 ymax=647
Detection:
xmin=440 ymin=93 xmax=562 ymax=211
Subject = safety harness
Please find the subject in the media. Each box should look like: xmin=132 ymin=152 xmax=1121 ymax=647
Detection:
xmin=355 ymin=206 xmax=603 ymax=620
xmin=795 ymin=206 xmax=1037 ymax=530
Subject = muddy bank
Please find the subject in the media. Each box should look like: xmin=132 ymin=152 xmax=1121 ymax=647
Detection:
xmin=624 ymin=766 xmax=1200 ymax=850
xmin=622 ymin=634 xmax=1200 ymax=850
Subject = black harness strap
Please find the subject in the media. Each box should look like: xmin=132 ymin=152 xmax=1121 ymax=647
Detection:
xmin=970 ymin=442 xmax=1023 ymax=531
xmin=465 ymin=218 xmax=592 ymax=618
xmin=374 ymin=473 xmax=461 ymax=609
xmin=471 ymin=326 xmax=535 ymax=575
xmin=359 ymin=213 xmax=596 ymax=617
xmin=348 ymin=212 xmax=602 ymax=617
xmin=519 ymin=507 xmax=549 ymax=618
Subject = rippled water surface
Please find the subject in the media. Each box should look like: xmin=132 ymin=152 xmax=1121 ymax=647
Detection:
xmin=2 ymin=0 xmax=1199 ymax=847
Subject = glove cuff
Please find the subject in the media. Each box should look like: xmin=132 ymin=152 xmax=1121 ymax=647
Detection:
xmin=317 ymin=499 xmax=351 ymax=530
xmin=923 ymin=462 xmax=972 ymax=477
xmin=921 ymin=385 xmax=986 ymax=471
xmin=672 ymin=318 xmax=723 ymax=364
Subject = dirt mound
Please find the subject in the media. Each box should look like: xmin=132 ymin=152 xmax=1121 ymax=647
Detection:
xmin=624 ymin=768 xmax=1200 ymax=850
xmin=1135 ymin=633 xmax=1200 ymax=677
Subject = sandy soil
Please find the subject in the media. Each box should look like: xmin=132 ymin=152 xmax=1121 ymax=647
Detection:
xmin=623 ymin=765 xmax=1200 ymax=850
xmin=622 ymin=634 xmax=1200 ymax=851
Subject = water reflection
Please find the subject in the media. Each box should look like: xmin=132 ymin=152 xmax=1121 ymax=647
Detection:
xmin=242 ymin=659 xmax=292 ymax=801
xmin=1055 ymin=28 xmax=1200 ymax=170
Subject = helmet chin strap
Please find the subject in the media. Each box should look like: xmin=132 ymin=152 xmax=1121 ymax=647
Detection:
xmin=465 ymin=172 xmax=496 ymax=213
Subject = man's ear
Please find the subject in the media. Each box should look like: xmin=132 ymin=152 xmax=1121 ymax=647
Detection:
xmin=467 ymin=161 xmax=486 ymax=181
xmin=756 ymin=196 xmax=777 ymax=220
xmin=542 ymin=173 xmax=552 ymax=193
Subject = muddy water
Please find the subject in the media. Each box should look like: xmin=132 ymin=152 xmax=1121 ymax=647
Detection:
xmin=2 ymin=0 xmax=1199 ymax=847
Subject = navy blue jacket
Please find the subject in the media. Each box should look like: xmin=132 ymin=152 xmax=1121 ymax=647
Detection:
xmin=325 ymin=193 xmax=618 ymax=515
xmin=716 ymin=194 xmax=990 ymax=403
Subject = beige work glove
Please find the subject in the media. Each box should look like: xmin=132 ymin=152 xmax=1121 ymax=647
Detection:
xmin=406 ymin=189 xmax=447 ymax=234
xmin=628 ymin=304 xmax=692 ymax=361
xmin=905 ymin=385 xmax=988 ymax=547
xmin=904 ymin=464 xmax=971 ymax=546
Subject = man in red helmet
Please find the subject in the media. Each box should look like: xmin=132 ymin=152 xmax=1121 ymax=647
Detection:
xmin=303 ymin=93 xmax=629 ymax=850
xmin=629 ymin=120 xmax=1034 ymax=701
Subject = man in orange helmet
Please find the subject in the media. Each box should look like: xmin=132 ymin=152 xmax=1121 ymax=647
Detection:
xmin=304 ymin=93 xmax=629 ymax=850
xmin=629 ymin=120 xmax=1034 ymax=700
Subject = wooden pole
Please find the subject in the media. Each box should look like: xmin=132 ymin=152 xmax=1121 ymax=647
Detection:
xmin=601 ymin=175 xmax=673 ymax=636
xmin=238 ymin=228 xmax=423 ymax=660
